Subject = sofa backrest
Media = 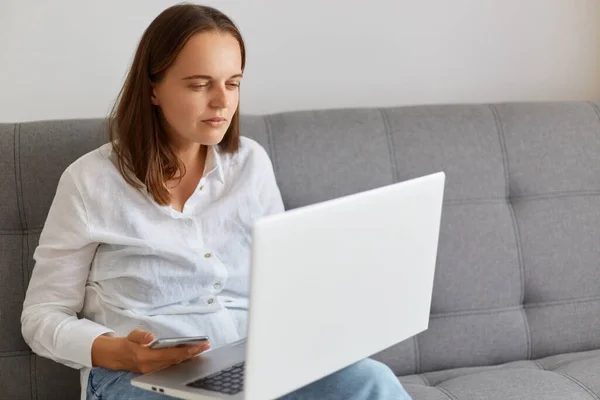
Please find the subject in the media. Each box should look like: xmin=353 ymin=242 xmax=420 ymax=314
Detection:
xmin=3 ymin=102 xmax=600 ymax=398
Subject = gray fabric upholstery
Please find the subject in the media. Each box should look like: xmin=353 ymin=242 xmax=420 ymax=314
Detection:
xmin=2 ymin=101 xmax=600 ymax=399
xmin=400 ymin=349 xmax=600 ymax=400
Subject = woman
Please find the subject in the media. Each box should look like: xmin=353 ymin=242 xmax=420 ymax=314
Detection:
xmin=21 ymin=4 xmax=413 ymax=400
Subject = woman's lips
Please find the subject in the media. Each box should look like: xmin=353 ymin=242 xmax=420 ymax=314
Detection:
xmin=202 ymin=117 xmax=227 ymax=127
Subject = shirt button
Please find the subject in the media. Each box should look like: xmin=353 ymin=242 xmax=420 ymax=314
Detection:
xmin=213 ymin=282 xmax=222 ymax=290
xmin=204 ymin=253 xmax=212 ymax=258
xmin=198 ymin=185 xmax=204 ymax=191
xmin=207 ymin=298 xmax=215 ymax=305
xmin=185 ymin=219 xmax=193 ymax=226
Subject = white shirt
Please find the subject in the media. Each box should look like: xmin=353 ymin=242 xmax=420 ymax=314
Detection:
xmin=20 ymin=137 xmax=284 ymax=398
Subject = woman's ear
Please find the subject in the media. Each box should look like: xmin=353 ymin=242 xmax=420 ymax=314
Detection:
xmin=151 ymin=85 xmax=159 ymax=106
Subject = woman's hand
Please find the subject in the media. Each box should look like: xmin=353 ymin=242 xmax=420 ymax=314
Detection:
xmin=92 ymin=329 xmax=210 ymax=374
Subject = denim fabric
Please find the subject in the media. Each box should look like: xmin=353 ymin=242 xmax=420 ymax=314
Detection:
xmin=87 ymin=358 xmax=412 ymax=400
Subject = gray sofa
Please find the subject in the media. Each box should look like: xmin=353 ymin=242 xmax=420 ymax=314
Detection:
xmin=3 ymin=101 xmax=600 ymax=399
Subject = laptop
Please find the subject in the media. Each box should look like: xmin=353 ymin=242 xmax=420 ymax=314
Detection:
xmin=131 ymin=171 xmax=445 ymax=400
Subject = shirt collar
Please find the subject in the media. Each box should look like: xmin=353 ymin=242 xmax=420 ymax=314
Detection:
xmin=106 ymin=142 xmax=225 ymax=188
xmin=203 ymin=144 xmax=225 ymax=183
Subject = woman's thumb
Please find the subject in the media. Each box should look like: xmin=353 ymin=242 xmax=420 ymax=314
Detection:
xmin=127 ymin=329 xmax=155 ymax=344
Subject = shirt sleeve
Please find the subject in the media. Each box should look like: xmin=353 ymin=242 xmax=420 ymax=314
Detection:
xmin=256 ymin=146 xmax=285 ymax=217
xmin=21 ymin=169 xmax=114 ymax=370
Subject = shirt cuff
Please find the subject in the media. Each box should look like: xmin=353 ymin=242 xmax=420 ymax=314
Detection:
xmin=56 ymin=318 xmax=114 ymax=369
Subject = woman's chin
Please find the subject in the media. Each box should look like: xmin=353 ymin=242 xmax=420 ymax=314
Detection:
xmin=198 ymin=131 xmax=227 ymax=145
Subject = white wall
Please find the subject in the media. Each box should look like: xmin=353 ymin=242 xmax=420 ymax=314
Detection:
xmin=0 ymin=0 xmax=598 ymax=122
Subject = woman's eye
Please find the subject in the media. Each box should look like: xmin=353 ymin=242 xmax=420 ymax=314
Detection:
xmin=227 ymin=83 xmax=240 ymax=88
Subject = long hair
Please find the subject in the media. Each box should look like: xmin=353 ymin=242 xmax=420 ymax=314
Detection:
xmin=108 ymin=4 xmax=245 ymax=205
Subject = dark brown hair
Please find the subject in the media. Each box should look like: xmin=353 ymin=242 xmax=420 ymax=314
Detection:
xmin=108 ymin=3 xmax=245 ymax=205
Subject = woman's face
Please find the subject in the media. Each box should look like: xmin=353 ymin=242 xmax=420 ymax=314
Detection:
xmin=151 ymin=31 xmax=242 ymax=148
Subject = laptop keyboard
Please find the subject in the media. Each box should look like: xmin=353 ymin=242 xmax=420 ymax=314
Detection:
xmin=186 ymin=361 xmax=245 ymax=395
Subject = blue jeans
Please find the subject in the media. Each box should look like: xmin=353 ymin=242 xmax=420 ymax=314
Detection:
xmin=87 ymin=358 xmax=412 ymax=400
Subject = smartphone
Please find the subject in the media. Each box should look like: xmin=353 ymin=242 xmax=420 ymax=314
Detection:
xmin=149 ymin=336 xmax=210 ymax=349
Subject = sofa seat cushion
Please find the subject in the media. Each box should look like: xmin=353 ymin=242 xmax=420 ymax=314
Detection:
xmin=399 ymin=349 xmax=600 ymax=400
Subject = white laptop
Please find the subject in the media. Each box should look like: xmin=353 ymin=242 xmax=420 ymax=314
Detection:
xmin=132 ymin=171 xmax=445 ymax=400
